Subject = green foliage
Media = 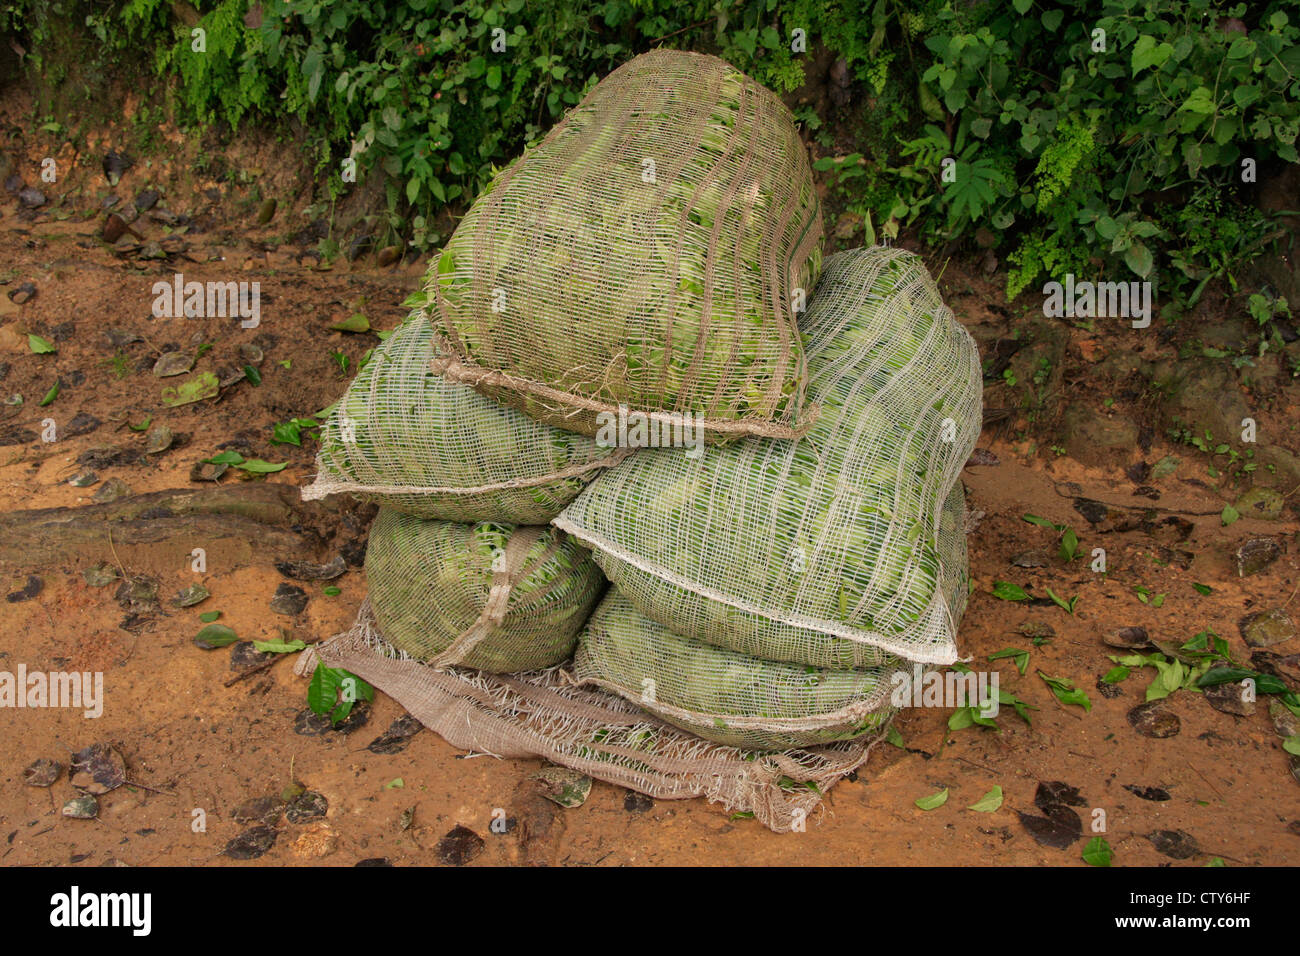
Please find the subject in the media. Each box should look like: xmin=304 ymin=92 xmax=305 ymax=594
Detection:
xmin=5 ymin=0 xmax=1296 ymax=287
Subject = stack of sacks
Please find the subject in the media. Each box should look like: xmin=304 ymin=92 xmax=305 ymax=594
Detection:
xmin=555 ymin=246 xmax=981 ymax=749
xmin=303 ymin=49 xmax=825 ymax=687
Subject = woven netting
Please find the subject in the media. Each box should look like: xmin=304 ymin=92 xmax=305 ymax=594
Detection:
xmin=573 ymin=588 xmax=896 ymax=751
xmin=555 ymin=246 xmax=981 ymax=666
xmin=302 ymin=310 xmax=628 ymax=523
xmin=295 ymin=602 xmax=884 ymax=833
xmin=428 ymin=48 xmax=823 ymax=440
xmin=365 ymin=510 xmax=606 ymax=672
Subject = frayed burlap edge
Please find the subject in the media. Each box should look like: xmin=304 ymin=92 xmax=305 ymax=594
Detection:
xmin=294 ymin=600 xmax=883 ymax=834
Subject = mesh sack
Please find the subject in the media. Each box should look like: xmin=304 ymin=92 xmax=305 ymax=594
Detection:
xmin=555 ymin=246 xmax=981 ymax=665
xmin=428 ymin=48 xmax=823 ymax=441
xmin=573 ymin=588 xmax=897 ymax=751
xmin=365 ymin=509 xmax=605 ymax=672
xmin=302 ymin=311 xmax=628 ymax=523
xmin=295 ymin=601 xmax=885 ymax=833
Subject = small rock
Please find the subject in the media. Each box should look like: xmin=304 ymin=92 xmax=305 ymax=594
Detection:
xmin=1290 ymin=754 xmax=1300 ymax=786
xmin=23 ymin=758 xmax=63 ymax=787
xmin=232 ymin=795 xmax=283 ymax=825
xmin=145 ymin=425 xmax=174 ymax=454
xmin=355 ymin=858 xmax=392 ymax=867
xmin=223 ymin=826 xmax=277 ymax=860
xmin=70 ymin=742 xmax=128 ymax=794
xmin=62 ymin=795 xmax=99 ymax=819
xmin=171 ymin=583 xmax=209 ymax=608
xmin=1204 ymin=681 xmax=1255 ymax=716
xmin=102 ymin=150 xmax=133 ymax=183
xmin=5 ymin=574 xmax=42 ymax=603
xmin=256 ymin=198 xmax=277 ymax=225
xmin=1095 ymin=678 xmax=1122 ymax=699
xmin=966 ymin=447 xmax=999 ymax=467
xmin=82 ymin=563 xmax=120 ymax=587
xmin=1270 ymin=699 xmax=1300 ymax=738
xmin=1123 ymin=784 xmax=1170 ymax=801
xmin=190 ymin=460 xmax=227 ymax=482
xmin=1011 ymin=549 xmax=1050 ymax=568
xmin=376 ymin=245 xmax=402 ymax=267
xmin=8 ymin=282 xmax=36 ymax=305
xmin=1105 ymin=626 xmax=1151 ymax=649
xmin=1018 ymin=622 xmax=1056 ymax=641
xmin=275 ymin=556 xmax=346 ymax=581
xmin=1148 ymin=829 xmax=1200 ymax=860
xmin=624 ymin=791 xmax=653 ymax=813
xmin=1239 ymin=608 xmax=1296 ymax=647
xmin=92 ymin=478 xmax=131 ymax=503
xmin=270 ymin=582 xmax=308 ymax=615
xmin=63 ymin=412 xmax=101 ymax=437
xmin=1237 ymin=537 xmax=1281 ymax=577
xmin=436 ymin=825 xmax=485 ymax=866
xmin=1128 ymin=702 xmax=1180 ymax=738
xmin=1236 ymin=487 xmax=1286 ymax=521
xmin=293 ymin=709 xmax=334 ymax=736
xmin=1073 ymin=498 xmax=1110 ymax=525
xmin=134 ymin=188 xmax=159 ymax=212
xmin=284 ymin=790 xmax=329 ymax=824
xmin=68 ymin=471 xmax=98 ymax=487
xmin=367 ymin=715 xmax=423 ymax=755
xmin=238 ymin=343 xmax=263 ymax=365
xmin=230 ymin=641 xmax=272 ymax=670
xmin=291 ymin=822 xmax=337 ymax=858
xmin=17 ymin=186 xmax=45 ymax=208
xmin=114 ymin=575 xmax=158 ymax=614
xmin=153 ymin=352 xmax=193 ymax=378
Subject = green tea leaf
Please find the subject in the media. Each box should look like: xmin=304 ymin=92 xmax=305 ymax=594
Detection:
xmin=243 ymin=364 xmax=261 ymax=386
xmin=1039 ymin=672 xmax=1092 ymax=711
xmin=1102 ymin=665 xmax=1129 ymax=683
xmin=886 ymin=724 xmax=905 ymax=748
xmin=39 ymin=381 xmax=59 ymax=406
xmin=199 ymin=610 xmax=221 ymax=623
xmin=323 ymin=585 xmax=341 ymax=596
xmin=988 ymin=647 xmax=1030 ymax=676
xmin=330 ymin=313 xmax=371 ymax=333
xmin=1082 ymin=836 xmax=1113 ymax=866
xmin=1221 ymin=504 xmax=1240 ymax=526
xmin=1192 ymin=582 xmax=1212 ymax=595
xmin=968 ymin=786 xmax=1003 ymax=812
xmin=992 ymin=580 xmax=1030 ymax=601
xmin=28 ymin=334 xmax=56 ymax=354
xmin=194 ymin=623 xmax=238 ymax=649
xmin=162 ymin=371 xmax=220 ymax=407
xmin=234 ymin=458 xmax=287 ymax=474
xmin=252 ymin=638 xmax=307 ymax=654
xmin=915 ymin=788 xmax=949 ymax=810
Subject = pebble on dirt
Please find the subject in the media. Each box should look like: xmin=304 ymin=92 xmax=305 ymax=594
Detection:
xmin=1239 ymin=608 xmax=1296 ymax=648
xmin=270 ymin=582 xmax=308 ymax=615
xmin=436 ymin=825 xmax=485 ymax=866
xmin=22 ymin=758 xmax=62 ymax=787
xmin=1147 ymin=829 xmax=1201 ymax=860
xmin=1127 ymin=702 xmax=1181 ymax=738
xmin=222 ymin=826 xmax=277 ymax=860
xmin=1236 ymin=537 xmax=1282 ymax=577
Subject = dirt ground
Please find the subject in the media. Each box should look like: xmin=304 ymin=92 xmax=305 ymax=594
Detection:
xmin=1 ymin=104 xmax=1298 ymax=867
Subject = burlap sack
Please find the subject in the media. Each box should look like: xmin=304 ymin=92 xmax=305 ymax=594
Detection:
xmin=555 ymin=246 xmax=981 ymax=666
xmin=303 ymin=312 xmax=628 ymax=523
xmin=429 ymin=49 xmax=823 ymax=440
xmin=295 ymin=602 xmax=885 ymax=834
xmin=365 ymin=510 xmax=605 ymax=672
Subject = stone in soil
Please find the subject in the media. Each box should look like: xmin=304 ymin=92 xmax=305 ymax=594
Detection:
xmin=1128 ymin=702 xmax=1180 ymax=738
xmin=92 ymin=478 xmax=131 ymax=503
xmin=1148 ymin=829 xmax=1200 ymax=860
xmin=1235 ymin=487 xmax=1286 ymax=521
xmin=1270 ymin=699 xmax=1300 ymax=739
xmin=1104 ymin=626 xmax=1151 ymax=649
xmin=1239 ymin=608 xmax=1295 ymax=648
xmin=223 ymin=826 xmax=276 ymax=860
xmin=231 ymin=795 xmax=284 ymax=825
xmin=1236 ymin=537 xmax=1281 ymax=577
xmin=270 ymin=582 xmax=308 ymax=615
xmin=62 ymin=795 xmax=99 ymax=819
xmin=1203 ymin=681 xmax=1255 ymax=716
xmin=284 ymin=790 xmax=328 ymax=824
xmin=436 ymin=825 xmax=485 ymax=866
xmin=22 ymin=758 xmax=62 ymax=787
